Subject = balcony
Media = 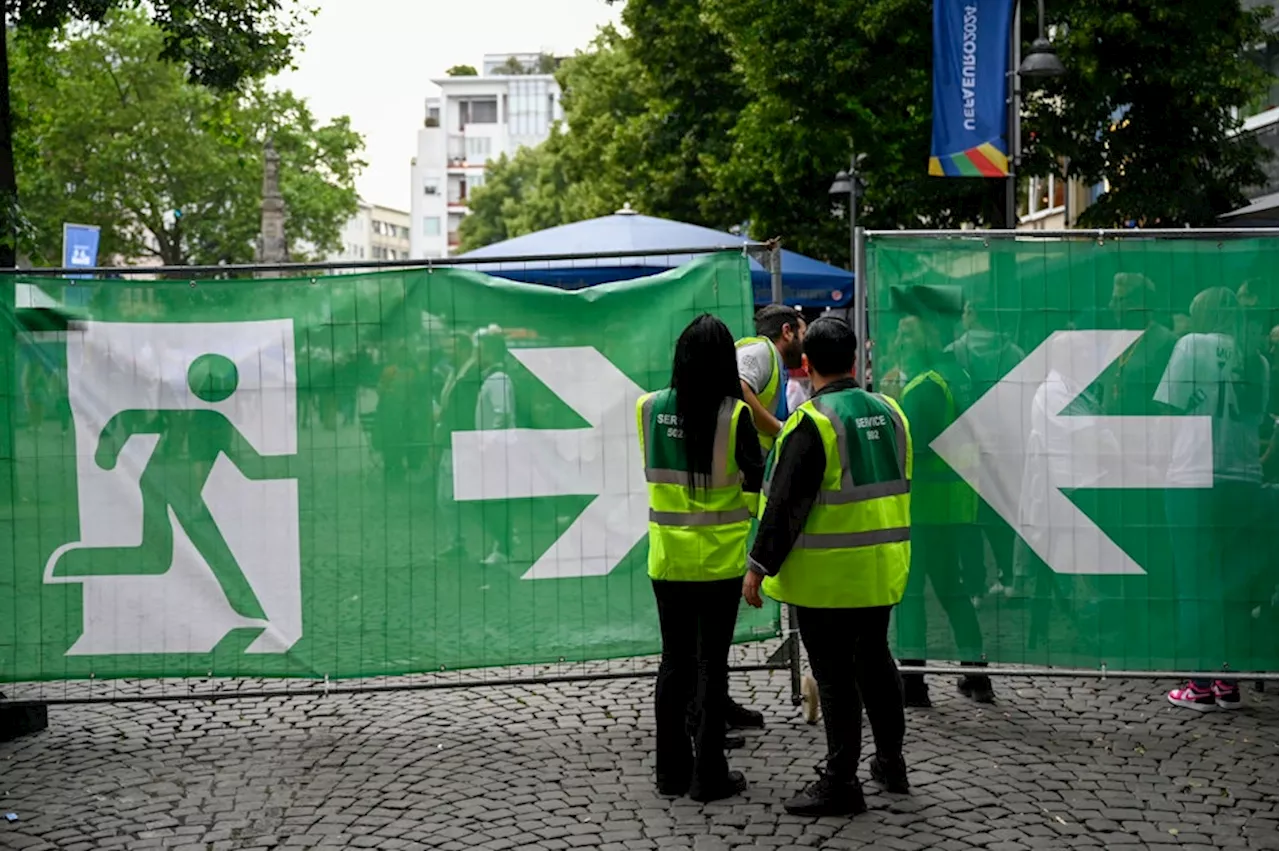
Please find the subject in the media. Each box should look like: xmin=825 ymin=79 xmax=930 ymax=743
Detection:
xmin=447 ymin=231 xmax=461 ymax=248
xmin=447 ymin=134 xmax=466 ymax=167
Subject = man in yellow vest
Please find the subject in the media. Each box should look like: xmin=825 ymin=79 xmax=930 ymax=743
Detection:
xmin=742 ymin=316 xmax=912 ymax=817
xmin=699 ymin=304 xmax=805 ymax=738
xmin=737 ymin=304 xmax=807 ymax=452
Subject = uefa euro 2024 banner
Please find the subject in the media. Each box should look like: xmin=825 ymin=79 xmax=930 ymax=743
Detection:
xmin=874 ymin=236 xmax=1279 ymax=675
xmin=0 ymin=254 xmax=778 ymax=682
xmin=929 ymin=0 xmax=1015 ymax=178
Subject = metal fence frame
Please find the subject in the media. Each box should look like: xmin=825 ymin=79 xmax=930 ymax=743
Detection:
xmin=854 ymin=226 xmax=1280 ymax=684
xmin=4 ymin=230 xmax=1277 ymax=718
xmin=1 ymin=243 xmax=804 ymax=714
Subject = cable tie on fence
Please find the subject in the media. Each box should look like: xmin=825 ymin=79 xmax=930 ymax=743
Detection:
xmin=1099 ymin=662 xmax=1109 ymax=678
xmin=323 ymin=674 xmax=330 ymax=697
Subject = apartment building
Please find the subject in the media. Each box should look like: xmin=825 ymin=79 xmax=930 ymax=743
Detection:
xmin=330 ymin=201 xmax=413 ymax=264
xmin=409 ymin=53 xmax=564 ymax=258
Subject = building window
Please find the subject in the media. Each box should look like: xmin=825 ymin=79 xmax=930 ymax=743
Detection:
xmin=466 ymin=136 xmax=492 ymax=161
xmin=423 ymin=217 xmax=441 ymax=236
xmin=470 ymin=171 xmax=486 ymax=190
xmin=459 ymin=98 xmax=498 ymax=128
xmin=423 ymin=178 xmax=440 ymax=196
xmin=1019 ymin=165 xmax=1068 ymax=219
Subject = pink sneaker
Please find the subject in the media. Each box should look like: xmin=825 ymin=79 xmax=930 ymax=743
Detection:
xmin=1167 ymin=682 xmax=1217 ymax=711
xmin=1212 ymin=680 xmax=1243 ymax=710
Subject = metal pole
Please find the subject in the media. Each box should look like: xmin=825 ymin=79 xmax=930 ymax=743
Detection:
xmin=1005 ymin=0 xmax=1022 ymax=228
xmin=853 ymin=225 xmax=867 ymax=386
xmin=7 ymin=244 xmax=768 ymax=278
xmin=769 ymin=241 xmax=783 ymax=304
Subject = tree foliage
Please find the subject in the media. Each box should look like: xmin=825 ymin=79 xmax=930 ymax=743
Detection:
xmin=445 ymin=64 xmax=478 ymax=77
xmin=1021 ymin=1 xmax=1273 ymax=227
xmin=461 ymin=0 xmax=1273 ymax=256
xmin=11 ymin=10 xmax=364 ymax=266
xmin=1 ymin=0 xmax=309 ymax=264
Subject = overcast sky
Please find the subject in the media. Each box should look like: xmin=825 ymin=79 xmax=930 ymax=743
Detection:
xmin=270 ymin=0 xmax=622 ymax=213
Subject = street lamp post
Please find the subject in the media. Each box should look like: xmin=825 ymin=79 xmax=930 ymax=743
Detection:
xmin=1006 ymin=0 xmax=1065 ymax=228
xmin=829 ymin=153 xmax=867 ymax=382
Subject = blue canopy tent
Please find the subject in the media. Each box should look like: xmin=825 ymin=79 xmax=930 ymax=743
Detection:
xmin=456 ymin=208 xmax=854 ymax=308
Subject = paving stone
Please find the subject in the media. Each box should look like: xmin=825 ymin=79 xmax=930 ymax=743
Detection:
xmin=0 ymin=661 xmax=1274 ymax=851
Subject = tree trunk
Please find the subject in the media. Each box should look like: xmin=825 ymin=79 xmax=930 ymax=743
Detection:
xmin=0 ymin=0 xmax=18 ymax=268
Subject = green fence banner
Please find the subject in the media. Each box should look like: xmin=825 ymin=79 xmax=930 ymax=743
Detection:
xmin=872 ymin=235 xmax=1279 ymax=673
xmin=1 ymin=253 xmax=781 ymax=682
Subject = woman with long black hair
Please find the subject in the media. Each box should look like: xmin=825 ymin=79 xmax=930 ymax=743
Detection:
xmin=637 ymin=314 xmax=764 ymax=802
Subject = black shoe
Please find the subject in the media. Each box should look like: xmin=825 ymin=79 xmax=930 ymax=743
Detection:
xmin=724 ymin=732 xmax=747 ymax=750
xmin=902 ymin=674 xmax=932 ymax=708
xmin=656 ymin=776 xmax=689 ymax=797
xmin=689 ymin=770 xmax=748 ymax=803
xmin=869 ymin=754 xmax=910 ymax=794
xmin=958 ymin=674 xmax=995 ymax=704
xmin=725 ymin=701 xmax=765 ymax=730
xmin=783 ymin=769 xmax=867 ymax=817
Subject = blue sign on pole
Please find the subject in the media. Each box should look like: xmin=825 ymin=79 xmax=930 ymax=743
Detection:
xmin=929 ymin=0 xmax=1015 ymax=178
xmin=62 ymin=222 xmax=100 ymax=273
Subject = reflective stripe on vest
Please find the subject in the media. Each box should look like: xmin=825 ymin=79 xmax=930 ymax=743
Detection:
xmin=735 ymin=336 xmax=781 ymax=450
xmin=637 ymin=389 xmax=753 ymax=581
xmin=760 ymin=388 xmax=913 ymax=608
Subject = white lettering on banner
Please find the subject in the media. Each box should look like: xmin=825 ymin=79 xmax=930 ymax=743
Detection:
xmin=451 ymin=347 xmax=649 ymax=580
xmin=961 ymin=5 xmax=979 ymax=131
xmin=930 ymin=330 xmax=1214 ymax=576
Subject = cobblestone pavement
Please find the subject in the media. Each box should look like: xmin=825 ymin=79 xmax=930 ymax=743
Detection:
xmin=2 ymin=665 xmax=1277 ymax=851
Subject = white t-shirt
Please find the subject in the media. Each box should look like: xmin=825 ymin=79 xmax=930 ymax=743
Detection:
xmin=476 ymin=370 xmax=516 ymax=430
xmin=1153 ymin=333 xmax=1268 ymax=485
xmin=786 ymin=376 xmax=810 ymax=414
xmin=736 ymin=340 xmax=775 ymax=397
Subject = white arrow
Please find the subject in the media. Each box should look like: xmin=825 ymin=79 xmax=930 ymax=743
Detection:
xmin=451 ymin=346 xmax=649 ymax=580
xmin=931 ymin=329 xmax=1212 ymax=576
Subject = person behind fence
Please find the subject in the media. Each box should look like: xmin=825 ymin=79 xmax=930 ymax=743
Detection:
xmin=638 ymin=313 xmax=764 ymax=802
xmin=890 ymin=313 xmax=993 ymax=706
xmin=944 ymin=292 xmax=1024 ymax=600
xmin=1156 ymin=286 xmax=1273 ymax=711
xmin=742 ymin=316 xmax=912 ymax=817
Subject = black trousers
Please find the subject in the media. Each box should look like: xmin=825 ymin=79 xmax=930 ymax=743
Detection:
xmin=652 ymin=577 xmax=741 ymax=789
xmin=796 ymin=604 xmax=904 ymax=784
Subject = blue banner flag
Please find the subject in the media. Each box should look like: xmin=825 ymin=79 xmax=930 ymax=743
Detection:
xmin=929 ymin=0 xmax=1014 ymax=177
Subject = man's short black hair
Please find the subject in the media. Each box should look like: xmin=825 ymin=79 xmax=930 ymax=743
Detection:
xmin=754 ymin=304 xmax=805 ymax=340
xmin=803 ymin=316 xmax=857 ymax=377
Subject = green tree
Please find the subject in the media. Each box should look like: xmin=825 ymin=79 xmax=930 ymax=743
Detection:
xmin=703 ymin=0 xmax=1001 ymax=265
xmin=445 ymin=64 xmax=478 ymax=77
xmin=2 ymin=0 xmax=308 ymax=266
xmin=1021 ymin=1 xmax=1273 ymax=227
xmin=11 ymin=11 xmax=364 ymax=266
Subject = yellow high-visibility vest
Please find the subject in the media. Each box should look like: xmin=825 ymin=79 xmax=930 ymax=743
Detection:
xmin=638 ymin=388 xmax=754 ymax=581
xmin=760 ymin=387 xmax=913 ymax=608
